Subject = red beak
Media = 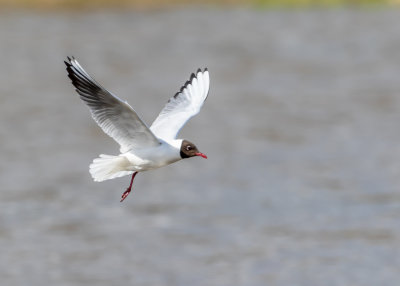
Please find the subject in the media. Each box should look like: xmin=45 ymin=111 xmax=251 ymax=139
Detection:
xmin=195 ymin=152 xmax=208 ymax=159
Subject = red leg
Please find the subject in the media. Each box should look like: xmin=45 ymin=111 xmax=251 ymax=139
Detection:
xmin=120 ymin=172 xmax=138 ymax=202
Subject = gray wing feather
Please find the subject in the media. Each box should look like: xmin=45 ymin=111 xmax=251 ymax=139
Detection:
xmin=65 ymin=57 xmax=160 ymax=153
xmin=150 ymin=68 xmax=209 ymax=140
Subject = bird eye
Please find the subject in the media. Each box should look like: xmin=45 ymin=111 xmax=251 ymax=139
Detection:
xmin=186 ymin=145 xmax=192 ymax=151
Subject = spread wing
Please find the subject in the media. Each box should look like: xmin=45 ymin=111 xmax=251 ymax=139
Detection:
xmin=65 ymin=57 xmax=160 ymax=153
xmin=150 ymin=68 xmax=210 ymax=140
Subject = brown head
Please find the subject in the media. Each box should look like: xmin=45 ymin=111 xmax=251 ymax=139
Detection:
xmin=180 ymin=140 xmax=207 ymax=159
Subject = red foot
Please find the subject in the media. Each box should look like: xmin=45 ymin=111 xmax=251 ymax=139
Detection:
xmin=120 ymin=188 xmax=131 ymax=202
xmin=120 ymin=172 xmax=138 ymax=203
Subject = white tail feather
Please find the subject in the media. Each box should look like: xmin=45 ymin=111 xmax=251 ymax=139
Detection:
xmin=89 ymin=154 xmax=133 ymax=182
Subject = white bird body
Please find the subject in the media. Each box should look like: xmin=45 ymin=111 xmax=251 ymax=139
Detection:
xmin=65 ymin=57 xmax=209 ymax=201
xmin=124 ymin=138 xmax=183 ymax=170
xmin=89 ymin=139 xmax=183 ymax=182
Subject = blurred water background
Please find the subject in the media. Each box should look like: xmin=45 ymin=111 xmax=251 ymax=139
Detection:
xmin=1 ymin=2 xmax=400 ymax=286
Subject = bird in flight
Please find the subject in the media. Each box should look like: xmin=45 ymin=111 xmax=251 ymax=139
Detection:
xmin=65 ymin=57 xmax=209 ymax=202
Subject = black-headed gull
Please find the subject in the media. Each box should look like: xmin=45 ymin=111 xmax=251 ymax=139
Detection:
xmin=65 ymin=57 xmax=209 ymax=202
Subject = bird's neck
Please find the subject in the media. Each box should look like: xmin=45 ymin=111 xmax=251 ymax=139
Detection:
xmin=164 ymin=139 xmax=183 ymax=151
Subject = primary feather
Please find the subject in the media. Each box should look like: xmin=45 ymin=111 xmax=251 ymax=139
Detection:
xmin=65 ymin=57 xmax=160 ymax=153
xmin=150 ymin=68 xmax=210 ymax=140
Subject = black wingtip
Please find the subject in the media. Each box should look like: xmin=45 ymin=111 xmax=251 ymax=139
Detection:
xmin=65 ymin=56 xmax=81 ymax=87
xmin=64 ymin=56 xmax=74 ymax=68
xmin=169 ymin=68 xmax=209 ymax=100
xmin=197 ymin=68 xmax=208 ymax=74
xmin=65 ymin=56 xmax=77 ymax=65
xmin=178 ymin=68 xmax=207 ymax=93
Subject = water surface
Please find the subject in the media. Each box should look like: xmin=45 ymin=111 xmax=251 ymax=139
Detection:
xmin=0 ymin=8 xmax=400 ymax=286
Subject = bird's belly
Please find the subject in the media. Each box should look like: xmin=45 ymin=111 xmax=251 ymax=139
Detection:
xmin=143 ymin=156 xmax=180 ymax=170
xmin=123 ymin=145 xmax=180 ymax=171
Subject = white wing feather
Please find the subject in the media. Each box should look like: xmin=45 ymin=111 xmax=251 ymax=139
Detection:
xmin=150 ymin=69 xmax=209 ymax=140
xmin=65 ymin=57 xmax=160 ymax=153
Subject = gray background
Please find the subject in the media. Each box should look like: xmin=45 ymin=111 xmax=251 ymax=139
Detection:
xmin=1 ymin=8 xmax=400 ymax=286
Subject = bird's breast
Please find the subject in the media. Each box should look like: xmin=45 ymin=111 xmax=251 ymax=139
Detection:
xmin=124 ymin=142 xmax=181 ymax=171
